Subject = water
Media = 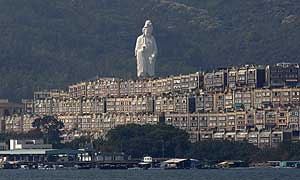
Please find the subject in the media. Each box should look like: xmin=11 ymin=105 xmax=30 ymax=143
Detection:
xmin=0 ymin=168 xmax=299 ymax=180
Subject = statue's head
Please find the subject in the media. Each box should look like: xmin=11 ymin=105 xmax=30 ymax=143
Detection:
xmin=143 ymin=20 xmax=153 ymax=37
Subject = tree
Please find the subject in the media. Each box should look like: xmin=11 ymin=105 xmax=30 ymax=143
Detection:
xmin=189 ymin=140 xmax=258 ymax=162
xmin=32 ymin=115 xmax=64 ymax=147
xmin=64 ymin=136 xmax=91 ymax=150
xmin=105 ymin=124 xmax=190 ymax=158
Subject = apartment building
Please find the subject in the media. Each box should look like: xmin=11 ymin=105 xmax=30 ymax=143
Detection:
xmin=196 ymin=89 xmax=253 ymax=113
xmin=106 ymin=96 xmax=154 ymax=114
xmin=224 ymin=90 xmax=234 ymax=111
xmin=206 ymin=65 xmax=265 ymax=92
xmin=266 ymin=63 xmax=300 ymax=88
xmin=288 ymin=109 xmax=300 ymax=130
xmin=155 ymin=94 xmax=195 ymax=114
xmin=12 ymin=63 xmax=300 ymax=147
xmin=253 ymin=88 xmax=300 ymax=109
xmin=81 ymin=97 xmax=106 ymax=114
xmin=4 ymin=115 xmax=23 ymax=133
xmin=247 ymin=65 xmax=266 ymax=88
xmin=69 ymin=82 xmax=87 ymax=98
xmin=165 ymin=112 xmax=241 ymax=133
xmin=234 ymin=89 xmax=252 ymax=111
xmin=33 ymin=90 xmax=69 ymax=115
xmin=204 ymin=70 xmax=228 ymax=92
xmin=253 ymin=89 xmax=272 ymax=109
xmin=195 ymin=91 xmax=215 ymax=113
xmin=165 ymin=111 xmax=292 ymax=146
xmin=228 ymin=68 xmax=237 ymax=89
xmin=22 ymin=114 xmax=37 ymax=132
xmin=22 ymin=99 xmax=34 ymax=114
xmin=155 ymin=95 xmax=175 ymax=113
xmin=0 ymin=100 xmax=23 ymax=119
xmin=58 ymin=113 xmax=160 ymax=135
xmin=214 ymin=93 xmax=224 ymax=112
xmin=222 ymin=65 xmax=266 ymax=90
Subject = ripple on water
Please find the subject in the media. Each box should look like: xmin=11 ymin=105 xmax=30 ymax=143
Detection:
xmin=0 ymin=168 xmax=299 ymax=180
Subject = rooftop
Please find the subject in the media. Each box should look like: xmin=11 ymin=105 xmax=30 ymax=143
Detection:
xmin=0 ymin=149 xmax=84 ymax=155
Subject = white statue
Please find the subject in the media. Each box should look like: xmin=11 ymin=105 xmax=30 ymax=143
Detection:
xmin=135 ymin=20 xmax=158 ymax=78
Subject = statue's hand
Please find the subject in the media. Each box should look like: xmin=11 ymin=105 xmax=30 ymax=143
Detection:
xmin=152 ymin=54 xmax=156 ymax=58
xmin=149 ymin=56 xmax=154 ymax=64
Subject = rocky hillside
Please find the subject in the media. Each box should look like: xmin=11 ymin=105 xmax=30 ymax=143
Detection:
xmin=0 ymin=0 xmax=299 ymax=100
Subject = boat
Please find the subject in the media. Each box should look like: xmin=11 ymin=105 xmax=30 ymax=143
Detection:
xmin=74 ymin=164 xmax=92 ymax=169
xmin=127 ymin=167 xmax=145 ymax=170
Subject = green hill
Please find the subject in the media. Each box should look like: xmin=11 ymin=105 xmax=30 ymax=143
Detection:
xmin=0 ymin=0 xmax=299 ymax=100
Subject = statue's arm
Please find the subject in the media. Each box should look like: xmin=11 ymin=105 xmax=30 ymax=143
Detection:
xmin=152 ymin=37 xmax=158 ymax=58
xmin=135 ymin=40 xmax=138 ymax=57
xmin=135 ymin=36 xmax=142 ymax=57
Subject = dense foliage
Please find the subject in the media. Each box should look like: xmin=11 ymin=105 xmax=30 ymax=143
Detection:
xmin=188 ymin=140 xmax=258 ymax=162
xmin=64 ymin=136 xmax=93 ymax=150
xmin=66 ymin=124 xmax=300 ymax=163
xmin=31 ymin=115 xmax=64 ymax=147
xmin=251 ymin=142 xmax=300 ymax=162
xmin=105 ymin=124 xmax=190 ymax=158
xmin=0 ymin=0 xmax=299 ymax=100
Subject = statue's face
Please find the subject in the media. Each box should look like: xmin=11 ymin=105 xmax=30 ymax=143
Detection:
xmin=144 ymin=27 xmax=152 ymax=37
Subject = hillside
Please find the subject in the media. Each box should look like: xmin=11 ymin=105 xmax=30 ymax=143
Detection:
xmin=0 ymin=0 xmax=299 ymax=100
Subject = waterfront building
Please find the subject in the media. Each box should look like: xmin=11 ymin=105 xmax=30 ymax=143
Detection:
xmin=94 ymin=152 xmax=131 ymax=162
xmin=9 ymin=139 xmax=52 ymax=150
xmin=0 ymin=149 xmax=86 ymax=164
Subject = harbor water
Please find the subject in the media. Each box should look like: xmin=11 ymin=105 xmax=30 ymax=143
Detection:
xmin=0 ymin=168 xmax=299 ymax=180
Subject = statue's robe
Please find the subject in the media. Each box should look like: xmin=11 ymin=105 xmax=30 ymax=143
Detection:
xmin=135 ymin=34 xmax=158 ymax=77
